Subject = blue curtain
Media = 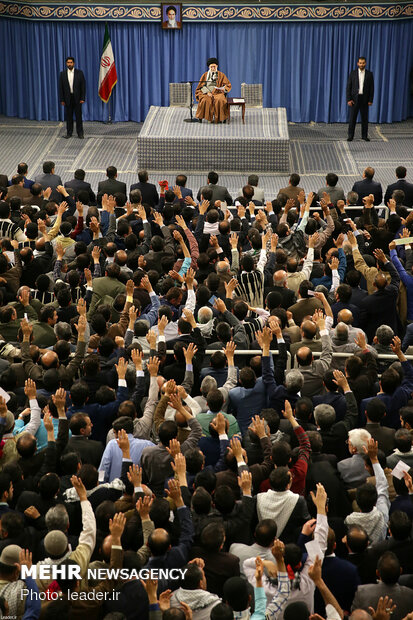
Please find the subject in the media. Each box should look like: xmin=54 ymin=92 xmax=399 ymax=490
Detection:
xmin=0 ymin=18 xmax=412 ymax=123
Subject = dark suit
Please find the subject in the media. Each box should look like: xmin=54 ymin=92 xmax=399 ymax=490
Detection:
xmin=34 ymin=172 xmax=63 ymax=203
xmin=97 ymin=178 xmax=127 ymax=205
xmin=264 ymin=284 xmax=296 ymax=310
xmin=64 ymin=178 xmax=96 ymax=204
xmin=352 ymin=178 xmax=383 ymax=206
xmin=359 ymin=261 xmax=400 ymax=342
xmin=65 ymin=436 xmax=104 ymax=468
xmin=315 ymin=555 xmax=360 ymax=615
xmin=384 ymin=178 xmax=413 ymax=208
xmin=346 ymin=68 xmax=374 ymax=140
xmin=130 ymin=181 xmax=159 ymax=207
xmin=365 ymin=422 xmax=395 ymax=456
xmin=367 ymin=537 xmax=413 ymax=582
xmin=59 ymin=67 xmax=86 ymax=137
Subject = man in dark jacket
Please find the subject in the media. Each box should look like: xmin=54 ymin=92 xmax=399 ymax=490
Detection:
xmin=352 ymin=167 xmax=383 ymax=206
xmin=346 ymin=56 xmax=374 ymax=142
xmin=384 ymin=166 xmax=413 ymax=208
xmin=130 ymin=170 xmax=159 ymax=207
xmin=59 ymin=56 xmax=86 ymax=139
xmin=359 ymin=249 xmax=400 ymax=342
xmin=64 ymin=169 xmax=96 ymax=204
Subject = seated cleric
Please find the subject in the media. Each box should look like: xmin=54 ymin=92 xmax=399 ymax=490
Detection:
xmin=195 ymin=57 xmax=231 ymax=123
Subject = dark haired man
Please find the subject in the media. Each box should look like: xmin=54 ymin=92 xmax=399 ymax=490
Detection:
xmin=130 ymin=169 xmax=159 ymax=207
xmin=346 ymin=57 xmax=374 ymax=142
xmin=384 ymin=166 xmax=413 ymax=207
xmin=59 ymin=56 xmax=86 ymax=139
xmin=64 ymin=169 xmax=96 ymax=204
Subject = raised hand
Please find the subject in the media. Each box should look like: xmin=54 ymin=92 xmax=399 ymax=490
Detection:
xmin=52 ymin=388 xmax=67 ymax=414
xmin=127 ymin=464 xmax=142 ymax=488
xmin=115 ymin=357 xmax=128 ymax=380
xmin=373 ymin=248 xmax=386 ymax=264
xmin=183 ymin=342 xmax=198 ymax=365
xmin=332 ymin=369 xmax=350 ymax=392
xmin=136 ymin=495 xmax=154 ymax=521
xmin=24 ymin=378 xmax=37 ymax=400
xmin=214 ymin=298 xmax=227 ymax=314
xmin=116 ymin=429 xmax=130 ymax=456
xmin=131 ymin=348 xmax=144 ymax=371
xmin=166 ymin=438 xmax=181 ymax=459
xmin=146 ymin=330 xmax=157 ymax=350
xmin=185 ymin=268 xmax=195 ymax=289
xmin=109 ymin=512 xmax=126 ymax=539
xmin=238 ymin=470 xmax=252 ymax=495
xmin=368 ymin=596 xmax=396 ymax=620
xmin=354 ymin=332 xmax=367 ymax=350
xmin=158 ymin=314 xmax=169 ymax=335
xmin=310 ymin=483 xmax=327 ymax=514
xmin=224 ymin=277 xmax=238 ymax=298
xmin=147 ymin=356 xmax=160 ymax=377
xmin=70 ymin=475 xmax=87 ymax=502
xmin=230 ymin=232 xmax=239 ymax=250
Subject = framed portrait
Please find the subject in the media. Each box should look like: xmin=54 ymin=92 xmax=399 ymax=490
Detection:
xmin=161 ymin=3 xmax=182 ymax=30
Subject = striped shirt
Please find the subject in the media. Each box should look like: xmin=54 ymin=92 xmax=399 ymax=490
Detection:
xmin=0 ymin=219 xmax=26 ymax=242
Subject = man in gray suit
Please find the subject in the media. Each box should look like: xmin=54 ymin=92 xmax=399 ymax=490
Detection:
xmin=317 ymin=172 xmax=346 ymax=207
xmin=286 ymin=311 xmax=332 ymax=398
xmin=229 ymin=519 xmax=277 ymax=574
xmin=197 ymin=170 xmax=233 ymax=205
xmin=34 ymin=160 xmax=63 ymax=203
xmin=352 ymin=551 xmax=413 ymax=620
xmin=238 ymin=174 xmax=264 ymax=204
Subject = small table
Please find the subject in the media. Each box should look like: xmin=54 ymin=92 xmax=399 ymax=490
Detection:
xmin=227 ymin=98 xmax=246 ymax=124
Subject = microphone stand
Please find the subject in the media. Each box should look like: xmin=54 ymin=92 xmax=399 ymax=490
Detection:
xmin=181 ymin=80 xmax=209 ymax=123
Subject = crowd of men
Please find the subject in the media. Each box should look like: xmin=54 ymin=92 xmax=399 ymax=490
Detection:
xmin=0 ymin=160 xmax=412 ymax=619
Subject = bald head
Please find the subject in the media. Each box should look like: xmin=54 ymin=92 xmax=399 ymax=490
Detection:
xmin=101 ymin=535 xmax=113 ymax=562
xmin=335 ymin=322 xmax=349 ymax=342
xmin=296 ymin=346 xmax=313 ymax=366
xmin=41 ymin=350 xmax=59 ymax=368
xmin=374 ymin=273 xmax=388 ymax=290
xmin=273 ymin=270 xmax=287 ymax=286
xmin=35 ymin=237 xmax=46 ymax=252
xmin=301 ymin=320 xmax=317 ymax=340
xmin=337 ymin=308 xmax=353 ymax=325
xmin=114 ymin=250 xmax=128 ymax=266
xmin=216 ymin=261 xmax=229 ymax=274
xmin=148 ymin=527 xmax=171 ymax=556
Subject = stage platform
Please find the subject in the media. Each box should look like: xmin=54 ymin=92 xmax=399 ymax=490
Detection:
xmin=137 ymin=106 xmax=290 ymax=173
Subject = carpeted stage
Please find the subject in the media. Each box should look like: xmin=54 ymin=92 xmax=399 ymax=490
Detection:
xmin=137 ymin=106 xmax=290 ymax=173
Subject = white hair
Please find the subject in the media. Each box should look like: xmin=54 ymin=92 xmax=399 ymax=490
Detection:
xmin=198 ymin=307 xmax=213 ymax=324
xmin=348 ymin=428 xmax=371 ymax=454
xmin=201 ymin=375 xmax=218 ymax=396
xmin=285 ymin=369 xmax=304 ymax=393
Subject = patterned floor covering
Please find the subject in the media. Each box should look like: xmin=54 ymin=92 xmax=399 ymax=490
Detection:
xmin=0 ymin=114 xmax=412 ymax=199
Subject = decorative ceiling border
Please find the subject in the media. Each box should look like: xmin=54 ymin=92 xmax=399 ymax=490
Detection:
xmin=0 ymin=2 xmax=412 ymax=21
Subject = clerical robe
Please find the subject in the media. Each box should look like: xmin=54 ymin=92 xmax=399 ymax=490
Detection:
xmin=195 ymin=71 xmax=232 ymax=122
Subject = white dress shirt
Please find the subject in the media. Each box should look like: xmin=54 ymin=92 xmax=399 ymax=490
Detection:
xmin=67 ymin=68 xmax=74 ymax=94
xmin=358 ymin=68 xmax=365 ymax=95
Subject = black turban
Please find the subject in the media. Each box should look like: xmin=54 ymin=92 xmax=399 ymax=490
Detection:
xmin=207 ymin=57 xmax=218 ymax=67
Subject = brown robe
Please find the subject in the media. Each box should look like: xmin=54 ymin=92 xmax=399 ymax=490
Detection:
xmin=195 ymin=70 xmax=231 ymax=122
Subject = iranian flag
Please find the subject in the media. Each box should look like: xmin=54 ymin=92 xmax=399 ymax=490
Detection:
xmin=98 ymin=24 xmax=117 ymax=103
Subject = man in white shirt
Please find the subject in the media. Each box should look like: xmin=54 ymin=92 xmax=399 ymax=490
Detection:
xmin=346 ymin=57 xmax=374 ymax=142
xmin=59 ymin=56 xmax=86 ymax=139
